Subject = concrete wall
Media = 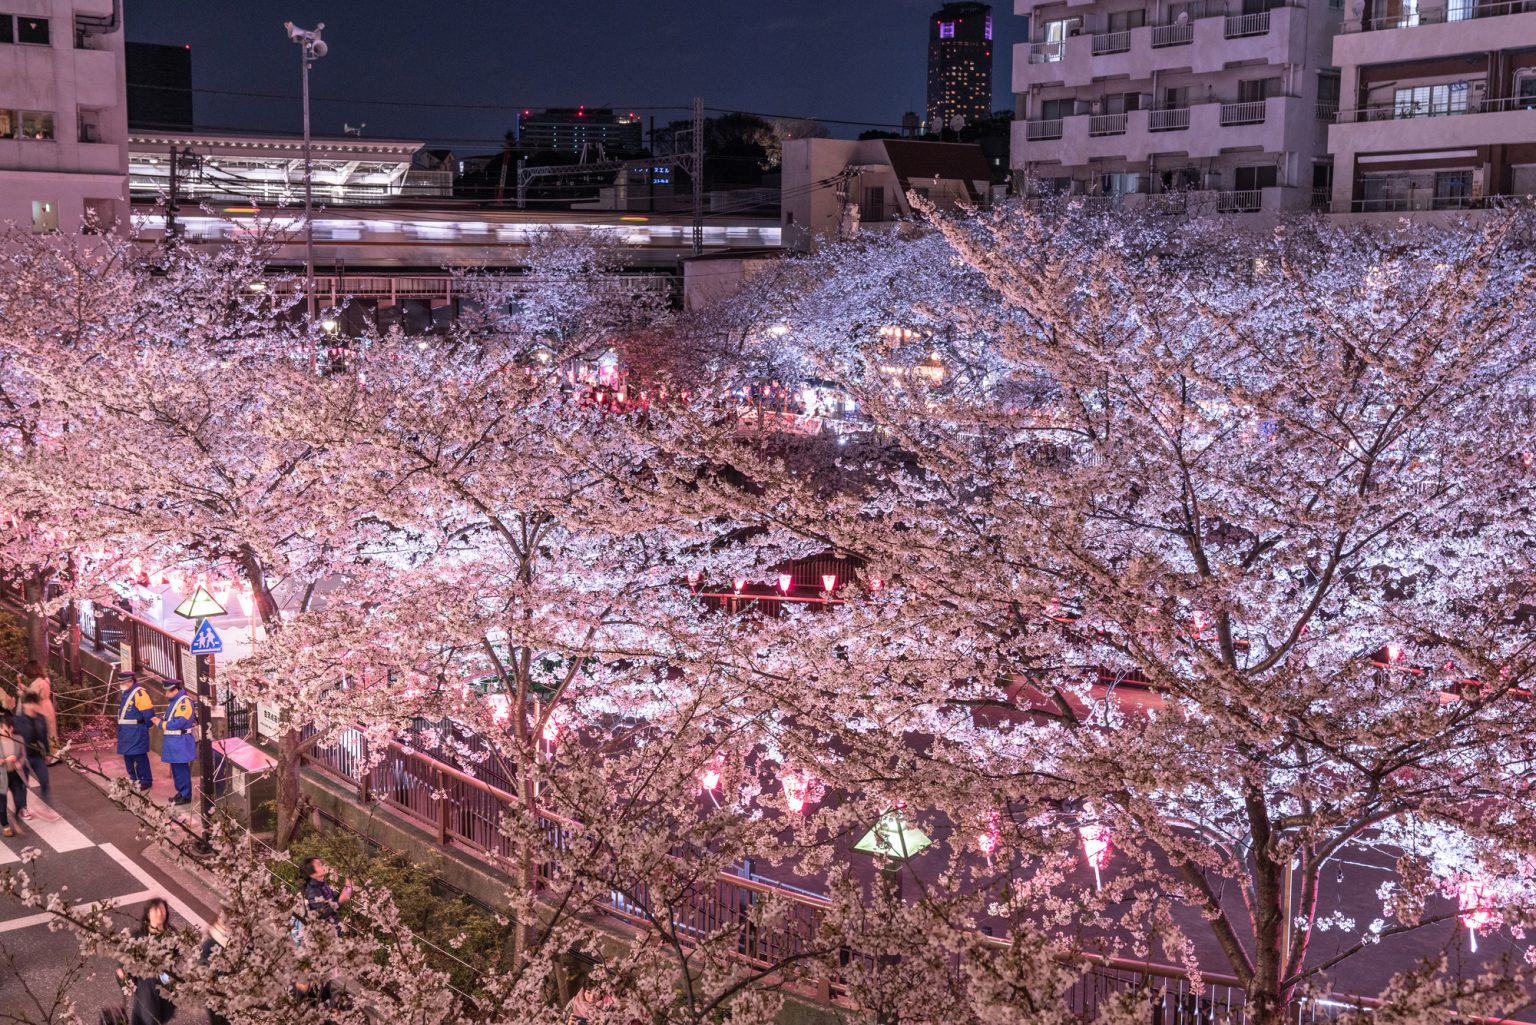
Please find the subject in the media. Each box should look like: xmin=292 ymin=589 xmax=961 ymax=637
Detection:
xmin=0 ymin=0 xmax=128 ymax=233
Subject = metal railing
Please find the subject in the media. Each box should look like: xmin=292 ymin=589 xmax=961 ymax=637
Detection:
xmin=1220 ymin=100 xmax=1268 ymax=125
xmin=1218 ymin=189 xmax=1265 ymax=212
xmin=1335 ymin=95 xmax=1536 ymax=123
xmin=1316 ymin=100 xmax=1338 ymax=121
xmin=1348 ymin=0 xmax=1536 ymax=30
xmin=1149 ymin=107 xmax=1191 ymax=131
xmin=306 ymin=726 xmax=1472 ymax=1020
xmin=262 ymin=272 xmax=675 ymax=303
xmin=1091 ymin=29 xmax=1132 ymax=53
xmin=1312 ymin=187 xmax=1333 ymax=211
xmin=1089 ymin=113 xmax=1129 ymax=136
xmin=1225 ymin=9 xmax=1272 ymax=35
xmin=1151 ymin=22 xmax=1195 ymax=45
xmin=1026 ymin=118 xmax=1065 ymax=140
xmin=1028 ymin=40 xmax=1065 ymax=63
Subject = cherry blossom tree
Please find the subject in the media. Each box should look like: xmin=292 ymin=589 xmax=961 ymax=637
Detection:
xmin=633 ymin=203 xmax=1536 ymax=1023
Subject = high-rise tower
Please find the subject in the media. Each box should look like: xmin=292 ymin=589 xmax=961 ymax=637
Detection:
xmin=927 ymin=2 xmax=994 ymax=133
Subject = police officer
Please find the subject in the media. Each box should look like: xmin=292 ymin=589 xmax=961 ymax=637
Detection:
xmin=116 ymin=673 xmax=157 ymax=790
xmin=159 ymin=681 xmax=197 ymax=805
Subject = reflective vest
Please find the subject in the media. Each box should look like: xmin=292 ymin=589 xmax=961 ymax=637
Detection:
xmin=116 ymin=685 xmax=155 ymax=756
xmin=159 ymin=688 xmax=197 ymax=764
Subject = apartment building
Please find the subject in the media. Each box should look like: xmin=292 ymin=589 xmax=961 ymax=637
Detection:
xmin=1011 ymin=0 xmax=1342 ymax=215
xmin=0 ymin=0 xmax=128 ymax=234
xmin=1327 ymin=0 xmax=1536 ymax=215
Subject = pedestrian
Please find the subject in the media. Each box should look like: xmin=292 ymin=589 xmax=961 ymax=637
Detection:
xmin=298 ymin=857 xmax=353 ymax=937
xmin=13 ymin=659 xmax=54 ymax=806
xmin=115 ymin=897 xmax=178 ymax=1025
xmin=158 ymin=682 xmax=197 ymax=806
xmin=0 ymin=711 xmax=27 ymax=838
xmin=196 ymin=908 xmax=231 ymax=1025
xmin=116 ymin=674 xmax=158 ymax=791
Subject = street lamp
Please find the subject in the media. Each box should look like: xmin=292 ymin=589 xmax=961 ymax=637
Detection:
xmin=173 ymin=585 xmax=226 ymax=835
xmin=283 ymin=20 xmax=328 ymax=333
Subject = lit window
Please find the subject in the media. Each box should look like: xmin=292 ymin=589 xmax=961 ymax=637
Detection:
xmin=31 ymin=200 xmax=58 ymax=234
xmin=20 ymin=111 xmax=54 ymax=140
xmin=939 ymin=20 xmax=955 ymax=38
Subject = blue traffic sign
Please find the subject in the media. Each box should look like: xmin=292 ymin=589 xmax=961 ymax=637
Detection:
xmin=189 ymin=619 xmax=223 ymax=655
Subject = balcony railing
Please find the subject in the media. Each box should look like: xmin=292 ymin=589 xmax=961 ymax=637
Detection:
xmin=1089 ymin=113 xmax=1128 ymax=136
xmin=1151 ymin=22 xmax=1194 ymax=45
xmin=1028 ymin=40 xmax=1065 ymax=63
xmin=1312 ymin=187 xmax=1333 ymax=211
xmin=1220 ymin=100 xmax=1268 ymax=125
xmin=1316 ymin=100 xmax=1339 ymax=121
xmin=1348 ymin=0 xmax=1536 ymax=31
xmin=1025 ymin=118 xmax=1065 ymax=140
xmin=1224 ymin=10 xmax=1272 ymax=36
xmin=1334 ymin=94 xmax=1536 ymax=122
xmin=1091 ymin=29 xmax=1132 ymax=53
xmin=1217 ymin=189 xmax=1264 ymax=212
xmin=1149 ymin=107 xmax=1191 ymax=131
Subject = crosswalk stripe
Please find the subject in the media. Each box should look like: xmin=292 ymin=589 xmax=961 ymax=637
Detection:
xmin=17 ymin=796 xmax=94 ymax=852
xmin=0 ymin=836 xmax=17 ymax=864
xmin=0 ymin=888 xmax=156 ymax=934
xmin=100 ymin=843 xmax=208 ymax=931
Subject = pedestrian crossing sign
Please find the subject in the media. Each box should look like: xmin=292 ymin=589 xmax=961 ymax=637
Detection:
xmin=189 ymin=619 xmax=222 ymax=655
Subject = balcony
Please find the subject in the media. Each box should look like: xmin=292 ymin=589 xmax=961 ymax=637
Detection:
xmin=1027 ymin=40 xmax=1064 ymax=64
xmin=1220 ymin=100 xmax=1269 ymax=125
xmin=1014 ymin=98 xmax=1298 ymax=164
xmin=1316 ymin=101 xmax=1339 ymax=122
xmin=1329 ymin=95 xmax=1536 ymax=154
xmin=1334 ymin=1 xmax=1536 ymax=66
xmin=1091 ymin=29 xmax=1132 ymax=54
xmin=1015 ymin=5 xmax=1300 ymax=89
xmin=1345 ymin=0 xmax=1536 ymax=31
xmin=1224 ymin=10 xmax=1272 ymax=36
xmin=1151 ymin=22 xmax=1194 ymax=46
xmin=1216 ymin=189 xmax=1264 ymax=212
xmin=1025 ymin=118 xmax=1065 ymax=140
xmin=1149 ymin=107 xmax=1191 ymax=131
xmin=1089 ymin=113 xmax=1128 ymax=136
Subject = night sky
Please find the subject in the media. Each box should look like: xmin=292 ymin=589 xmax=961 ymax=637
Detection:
xmin=124 ymin=1 xmax=1026 ymax=153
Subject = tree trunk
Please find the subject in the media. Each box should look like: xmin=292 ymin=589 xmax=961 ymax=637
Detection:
xmin=274 ymin=726 xmax=306 ymax=849
xmin=23 ymin=572 xmax=49 ymax=665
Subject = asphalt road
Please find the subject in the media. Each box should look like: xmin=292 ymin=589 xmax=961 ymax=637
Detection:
xmin=0 ymin=757 xmax=216 ymax=1025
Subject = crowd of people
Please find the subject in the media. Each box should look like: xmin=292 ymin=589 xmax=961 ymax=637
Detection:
xmin=1 ymin=658 xmax=62 ymax=835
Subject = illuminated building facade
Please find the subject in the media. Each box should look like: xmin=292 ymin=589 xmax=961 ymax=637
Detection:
xmin=928 ymin=2 xmax=996 ymax=132
xmin=517 ymin=107 xmax=644 ymax=155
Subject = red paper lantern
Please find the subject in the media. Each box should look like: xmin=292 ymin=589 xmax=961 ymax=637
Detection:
xmin=821 ymin=573 xmax=837 ymax=593
xmin=778 ymin=573 xmax=793 ymax=594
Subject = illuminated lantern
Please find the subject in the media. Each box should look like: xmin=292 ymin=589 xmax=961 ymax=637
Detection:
xmin=686 ymin=570 xmax=701 ymax=591
xmin=732 ymin=577 xmax=746 ymax=594
xmin=821 ymin=573 xmax=837 ymax=593
xmin=700 ymin=767 xmax=721 ymax=791
xmin=211 ymin=579 xmax=233 ymax=611
xmin=541 ymin=711 xmax=563 ymax=744
xmin=1079 ymin=822 xmax=1112 ymax=890
xmin=778 ymin=573 xmax=793 ymax=594
xmin=236 ymin=584 xmax=256 ymax=617
xmin=487 ymin=694 xmax=510 ymax=724
xmin=977 ymin=811 xmax=1001 ymax=857
xmin=782 ymin=772 xmax=813 ymax=813
xmin=1459 ymin=878 xmax=1492 ymax=951
xmin=869 ymin=576 xmax=884 ymax=592
xmin=1385 ymin=642 xmax=1404 ymax=664
xmin=1192 ymin=610 xmax=1208 ymax=635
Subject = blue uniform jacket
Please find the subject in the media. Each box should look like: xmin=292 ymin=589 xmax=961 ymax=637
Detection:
xmin=116 ymin=685 xmax=156 ymax=756
xmin=159 ymin=687 xmax=197 ymax=764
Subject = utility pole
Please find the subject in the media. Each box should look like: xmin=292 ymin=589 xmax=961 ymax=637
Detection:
xmin=285 ymin=21 xmax=329 ymax=335
xmin=165 ymin=146 xmax=197 ymax=239
xmin=691 ymin=96 xmax=704 ymax=256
